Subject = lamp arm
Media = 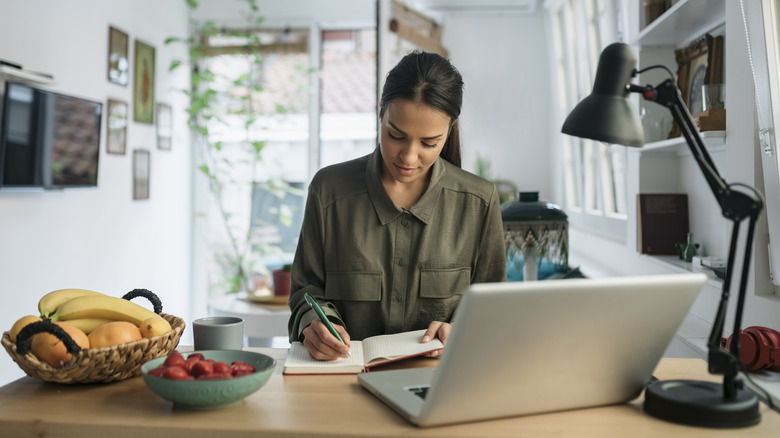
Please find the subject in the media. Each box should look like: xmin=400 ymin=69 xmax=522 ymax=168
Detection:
xmin=633 ymin=78 xmax=764 ymax=397
xmin=634 ymin=80 xmax=729 ymax=198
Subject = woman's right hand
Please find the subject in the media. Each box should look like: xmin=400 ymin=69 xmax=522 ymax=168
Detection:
xmin=302 ymin=319 xmax=352 ymax=360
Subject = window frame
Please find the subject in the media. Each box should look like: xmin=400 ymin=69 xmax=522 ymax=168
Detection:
xmin=546 ymin=0 xmax=628 ymax=242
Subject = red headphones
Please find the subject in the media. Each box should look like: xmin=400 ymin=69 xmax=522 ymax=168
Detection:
xmin=722 ymin=326 xmax=780 ymax=372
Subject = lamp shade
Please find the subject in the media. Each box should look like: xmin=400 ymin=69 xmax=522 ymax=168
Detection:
xmin=561 ymin=43 xmax=644 ymax=147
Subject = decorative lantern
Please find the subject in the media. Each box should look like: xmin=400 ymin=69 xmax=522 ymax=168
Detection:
xmin=501 ymin=192 xmax=568 ymax=281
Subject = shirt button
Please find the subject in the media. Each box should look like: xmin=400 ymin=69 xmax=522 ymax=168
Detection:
xmin=401 ymin=219 xmax=408 ymax=226
xmin=398 ymin=259 xmax=405 ymax=266
xmin=394 ymin=294 xmax=402 ymax=302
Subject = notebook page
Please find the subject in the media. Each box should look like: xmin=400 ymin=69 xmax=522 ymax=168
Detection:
xmin=285 ymin=341 xmax=365 ymax=369
xmin=363 ymin=330 xmax=443 ymax=366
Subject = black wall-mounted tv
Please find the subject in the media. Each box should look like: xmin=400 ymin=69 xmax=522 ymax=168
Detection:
xmin=0 ymin=81 xmax=102 ymax=189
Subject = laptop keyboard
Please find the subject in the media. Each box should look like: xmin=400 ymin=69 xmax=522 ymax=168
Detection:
xmin=408 ymin=386 xmax=430 ymax=399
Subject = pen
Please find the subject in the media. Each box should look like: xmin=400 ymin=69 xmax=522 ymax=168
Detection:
xmin=304 ymin=292 xmax=346 ymax=345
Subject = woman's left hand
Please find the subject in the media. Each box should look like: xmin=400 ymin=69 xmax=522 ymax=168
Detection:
xmin=420 ymin=321 xmax=451 ymax=358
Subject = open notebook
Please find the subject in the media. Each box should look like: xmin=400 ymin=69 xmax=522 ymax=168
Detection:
xmin=283 ymin=329 xmax=444 ymax=375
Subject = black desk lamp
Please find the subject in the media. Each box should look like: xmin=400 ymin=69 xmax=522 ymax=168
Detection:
xmin=562 ymin=42 xmax=764 ymax=428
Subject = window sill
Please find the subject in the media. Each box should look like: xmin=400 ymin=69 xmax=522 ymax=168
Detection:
xmin=641 ymin=254 xmax=724 ymax=288
xmin=566 ymin=211 xmax=627 ymax=245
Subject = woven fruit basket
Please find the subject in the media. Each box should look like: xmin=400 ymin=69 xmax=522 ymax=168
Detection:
xmin=2 ymin=313 xmax=184 ymax=384
xmin=1 ymin=290 xmax=185 ymax=384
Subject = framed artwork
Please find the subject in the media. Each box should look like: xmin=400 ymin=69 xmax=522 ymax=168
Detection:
xmin=106 ymin=99 xmax=128 ymax=155
xmin=674 ymin=34 xmax=724 ymax=116
xmin=108 ymin=26 xmax=129 ymax=86
xmin=669 ymin=34 xmax=724 ymax=137
xmin=133 ymin=39 xmax=156 ymax=124
xmin=156 ymin=103 xmax=172 ymax=150
xmin=133 ymin=149 xmax=150 ymax=200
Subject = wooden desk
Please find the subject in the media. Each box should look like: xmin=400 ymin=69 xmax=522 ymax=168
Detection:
xmin=0 ymin=350 xmax=778 ymax=438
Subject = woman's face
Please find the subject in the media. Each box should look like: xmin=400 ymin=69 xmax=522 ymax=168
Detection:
xmin=379 ymin=99 xmax=451 ymax=186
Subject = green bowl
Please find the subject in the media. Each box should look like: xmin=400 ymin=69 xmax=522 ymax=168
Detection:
xmin=141 ymin=350 xmax=275 ymax=409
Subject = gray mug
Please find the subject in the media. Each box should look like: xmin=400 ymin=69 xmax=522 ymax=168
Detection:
xmin=193 ymin=316 xmax=245 ymax=350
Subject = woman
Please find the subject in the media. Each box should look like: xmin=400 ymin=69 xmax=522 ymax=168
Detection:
xmin=288 ymin=50 xmax=506 ymax=360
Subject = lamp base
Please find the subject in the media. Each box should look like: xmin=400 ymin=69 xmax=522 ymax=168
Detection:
xmin=643 ymin=380 xmax=760 ymax=428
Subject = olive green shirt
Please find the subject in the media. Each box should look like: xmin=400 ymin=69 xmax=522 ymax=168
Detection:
xmin=288 ymin=148 xmax=507 ymax=342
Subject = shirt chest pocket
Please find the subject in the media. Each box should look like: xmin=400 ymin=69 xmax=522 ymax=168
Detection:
xmin=419 ymin=267 xmax=471 ymax=298
xmin=417 ymin=267 xmax=471 ymax=324
xmin=325 ymin=271 xmax=382 ymax=301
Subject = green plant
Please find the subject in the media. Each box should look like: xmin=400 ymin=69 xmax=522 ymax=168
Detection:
xmin=166 ymin=0 xmax=301 ymax=294
xmin=474 ymin=153 xmax=492 ymax=180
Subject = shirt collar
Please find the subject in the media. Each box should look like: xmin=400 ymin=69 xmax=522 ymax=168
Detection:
xmin=366 ymin=147 xmax=445 ymax=225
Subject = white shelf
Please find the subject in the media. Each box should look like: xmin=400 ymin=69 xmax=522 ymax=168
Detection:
xmin=0 ymin=65 xmax=54 ymax=85
xmin=634 ymin=0 xmax=726 ymax=47
xmin=639 ymin=130 xmax=726 ymax=154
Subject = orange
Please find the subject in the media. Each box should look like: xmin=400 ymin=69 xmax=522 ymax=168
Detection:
xmin=30 ymin=321 xmax=89 ymax=368
xmin=88 ymin=321 xmax=142 ymax=348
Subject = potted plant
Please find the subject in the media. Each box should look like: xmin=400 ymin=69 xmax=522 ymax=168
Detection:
xmin=272 ymin=263 xmax=293 ymax=297
xmin=167 ymin=0 xmax=301 ymax=295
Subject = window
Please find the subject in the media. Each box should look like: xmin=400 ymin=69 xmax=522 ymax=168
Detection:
xmin=196 ymin=25 xmax=378 ymax=293
xmin=320 ymin=29 xmax=378 ymax=168
xmin=547 ymin=0 xmax=627 ymax=239
xmin=206 ymin=28 xmax=312 ymax=184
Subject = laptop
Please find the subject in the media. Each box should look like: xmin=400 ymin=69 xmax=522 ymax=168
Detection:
xmin=358 ymin=273 xmax=707 ymax=427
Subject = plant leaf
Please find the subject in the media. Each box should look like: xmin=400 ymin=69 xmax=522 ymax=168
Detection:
xmin=251 ymin=141 xmax=265 ymax=157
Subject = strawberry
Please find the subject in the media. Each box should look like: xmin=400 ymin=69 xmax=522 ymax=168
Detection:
xmin=163 ymin=366 xmax=189 ymax=380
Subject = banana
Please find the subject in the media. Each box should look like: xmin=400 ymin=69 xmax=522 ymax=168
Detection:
xmin=49 ymin=294 xmax=159 ymax=326
xmin=38 ymin=288 xmax=107 ymax=318
xmin=63 ymin=318 xmax=113 ymax=334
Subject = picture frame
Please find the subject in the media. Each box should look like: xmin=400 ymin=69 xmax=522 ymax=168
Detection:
xmin=669 ymin=34 xmax=724 ymax=137
xmin=106 ymin=99 xmax=128 ymax=155
xmin=108 ymin=26 xmax=129 ymax=86
xmin=133 ymin=149 xmax=150 ymax=200
xmin=156 ymin=103 xmax=172 ymax=150
xmin=133 ymin=39 xmax=156 ymax=124
xmin=674 ymin=34 xmax=724 ymax=116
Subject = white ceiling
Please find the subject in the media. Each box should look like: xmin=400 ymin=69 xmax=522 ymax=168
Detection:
xmin=404 ymin=0 xmax=538 ymax=14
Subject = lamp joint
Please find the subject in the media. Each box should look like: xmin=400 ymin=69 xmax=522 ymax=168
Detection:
xmin=708 ymin=347 xmax=740 ymax=376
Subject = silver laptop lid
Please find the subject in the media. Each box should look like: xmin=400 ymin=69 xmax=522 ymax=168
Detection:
xmin=415 ymin=273 xmax=707 ymax=426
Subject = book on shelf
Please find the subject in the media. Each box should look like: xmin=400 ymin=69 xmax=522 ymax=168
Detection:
xmin=283 ymin=329 xmax=443 ymax=375
xmin=636 ymin=193 xmax=689 ymax=256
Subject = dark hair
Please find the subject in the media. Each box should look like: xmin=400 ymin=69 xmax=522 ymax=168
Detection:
xmin=379 ymin=50 xmax=463 ymax=168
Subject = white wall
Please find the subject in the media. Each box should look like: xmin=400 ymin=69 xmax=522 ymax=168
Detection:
xmin=442 ymin=11 xmax=552 ymax=199
xmin=0 ymin=0 xmax=193 ymax=385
